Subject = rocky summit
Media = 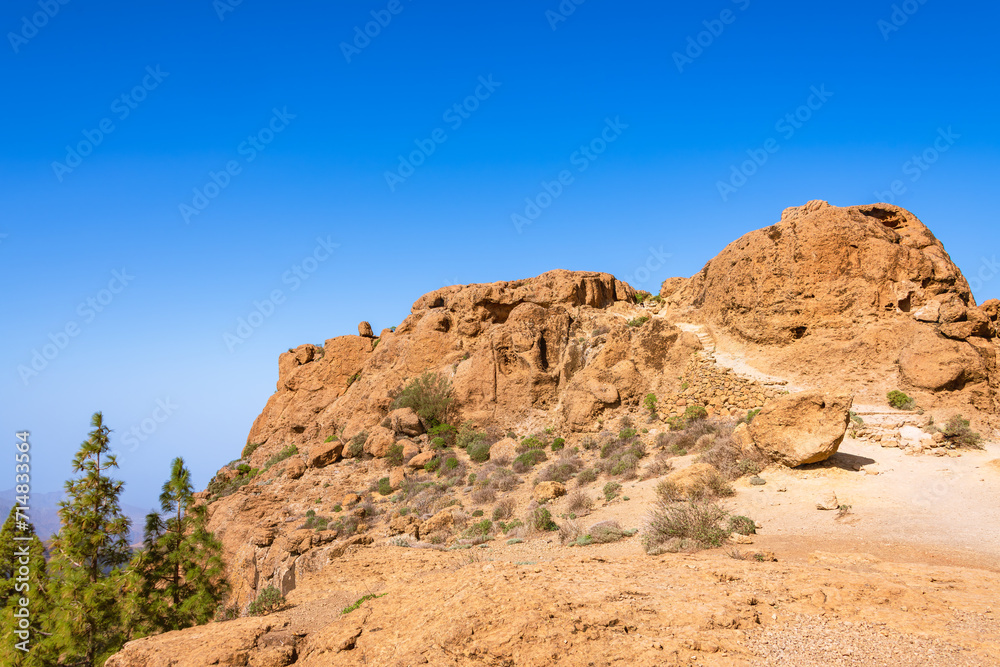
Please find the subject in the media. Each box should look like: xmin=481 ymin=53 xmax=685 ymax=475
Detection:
xmin=108 ymin=202 xmax=1000 ymax=666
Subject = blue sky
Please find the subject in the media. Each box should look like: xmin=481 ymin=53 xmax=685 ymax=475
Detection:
xmin=2 ymin=0 xmax=998 ymax=510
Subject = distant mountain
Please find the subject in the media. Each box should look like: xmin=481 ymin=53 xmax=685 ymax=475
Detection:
xmin=0 ymin=488 xmax=152 ymax=545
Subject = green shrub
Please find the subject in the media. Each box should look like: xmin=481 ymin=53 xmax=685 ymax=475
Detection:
xmin=644 ymin=393 xmax=658 ymax=418
xmin=332 ymin=504 xmax=343 ymax=512
xmin=728 ymin=515 xmax=756 ymax=535
xmin=470 ymin=519 xmax=492 ymax=537
xmin=430 ymin=437 xmax=447 ymax=449
xmin=665 ymin=415 xmax=686 ymax=431
xmin=424 ymin=457 xmax=441 ymax=473
xmin=468 ymin=440 xmax=492 ymax=463
xmin=392 ymin=372 xmax=453 ymax=426
xmin=377 ymin=477 xmax=393 ymax=496
xmin=428 ymin=423 xmax=456 ymax=446
xmin=444 ymin=456 xmax=459 ymax=470
xmin=347 ymin=432 xmax=367 ymax=458
xmin=242 ymin=441 xmax=262 ymax=459
xmin=530 ymin=507 xmax=557 ymax=532
xmin=513 ymin=449 xmax=547 ymax=472
xmin=683 ymin=405 xmax=708 ymax=422
xmin=518 ymin=436 xmax=545 ymax=452
xmin=247 ymin=586 xmax=285 ymax=616
xmin=849 ymin=411 xmax=864 ymax=426
xmin=943 ymin=415 xmax=983 ymax=448
xmin=472 ymin=509 xmax=484 ymax=517
xmin=386 ymin=444 xmax=404 ymax=467
xmin=744 ymin=408 xmax=761 ymax=424
xmin=634 ymin=290 xmax=651 ymax=303
xmin=551 ymin=437 xmax=565 ymax=451
xmin=324 ymin=435 xmax=336 ymax=443
xmin=457 ymin=421 xmax=487 ymax=450
xmin=886 ymin=390 xmax=915 ymax=410
xmin=346 ymin=371 xmax=361 ymax=388
xmin=618 ymin=427 xmax=638 ymax=440
xmin=603 ymin=481 xmax=621 ymax=502
xmin=576 ymin=468 xmax=597 ymax=485
xmin=341 ymin=593 xmax=386 ymax=615
xmin=627 ymin=316 xmax=649 ymax=327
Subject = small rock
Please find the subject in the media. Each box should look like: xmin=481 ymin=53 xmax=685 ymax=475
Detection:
xmin=532 ymin=481 xmax=567 ymax=502
xmin=358 ymin=321 xmax=374 ymax=337
xmin=749 ymin=476 xmax=766 ymax=486
xmin=816 ymin=490 xmax=839 ymax=510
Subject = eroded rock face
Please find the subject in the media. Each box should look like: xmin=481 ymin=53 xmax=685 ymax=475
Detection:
xmin=748 ymin=391 xmax=853 ymax=466
xmin=662 ymin=201 xmax=998 ymax=415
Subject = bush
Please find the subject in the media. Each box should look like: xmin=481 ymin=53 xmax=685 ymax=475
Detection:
xmin=472 ymin=485 xmax=496 ymax=504
xmin=530 ymin=507 xmax=557 ymax=532
xmin=576 ymin=468 xmax=597 ymax=486
xmin=886 ymin=390 xmax=915 ymax=410
xmin=551 ymin=437 xmax=565 ymax=451
xmin=728 ymin=515 xmax=756 ymax=535
xmin=347 ymin=432 xmax=367 ymax=458
xmin=942 ymin=415 xmax=983 ymax=448
xmin=468 ymin=440 xmax=492 ymax=463
xmin=430 ymin=437 xmax=447 ymax=450
xmin=386 ymin=444 xmax=404 ymax=467
xmin=424 ymin=458 xmax=441 ymax=473
xmin=627 ymin=316 xmax=649 ymax=327
xmin=744 ymin=408 xmax=761 ymax=424
xmin=242 ymin=441 xmax=262 ymax=459
xmin=683 ymin=405 xmax=708 ymax=422
xmin=644 ymin=393 xmax=658 ymax=418
xmin=377 ymin=477 xmax=393 ymax=496
xmin=518 ymin=436 xmax=546 ymax=452
xmin=392 ymin=372 xmax=453 ymax=426
xmin=262 ymin=444 xmax=298 ymax=471
xmin=513 ymin=449 xmax=548 ymax=472
xmin=537 ymin=457 xmax=582 ymax=484
xmin=589 ymin=520 xmax=636 ymax=544
xmin=492 ymin=497 xmax=514 ymax=521
xmin=566 ymin=490 xmax=593 ymax=513
xmin=603 ymin=481 xmax=621 ymax=502
xmin=644 ymin=500 xmax=732 ymax=553
xmin=247 ymin=586 xmax=285 ymax=616
xmin=428 ymin=423 xmax=456 ymax=446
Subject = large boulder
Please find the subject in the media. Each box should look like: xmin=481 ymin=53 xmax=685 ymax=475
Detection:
xmin=363 ymin=426 xmax=396 ymax=458
xmin=389 ymin=407 xmax=423 ymax=437
xmin=748 ymin=391 xmax=853 ymax=467
xmin=306 ymin=441 xmax=343 ymax=468
xmin=898 ymin=330 xmax=986 ymax=391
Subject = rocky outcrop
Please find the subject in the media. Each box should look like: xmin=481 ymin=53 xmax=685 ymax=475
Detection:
xmin=661 ymin=201 xmax=998 ymax=416
xmin=748 ymin=391 xmax=853 ymax=466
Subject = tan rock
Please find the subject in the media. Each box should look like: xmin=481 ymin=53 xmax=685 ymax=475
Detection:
xmin=932 ymin=432 xmax=945 ymax=442
xmin=816 ymin=491 xmax=839 ymax=510
xmin=306 ymin=441 xmax=343 ymax=468
xmin=898 ymin=330 xmax=986 ymax=390
xmin=407 ymin=451 xmax=435 ymax=469
xmin=285 ymin=457 xmax=305 ymax=480
xmin=532 ymin=481 xmax=567 ymax=502
xmin=912 ymin=300 xmax=940 ymax=323
xmin=401 ymin=439 xmax=421 ymax=463
xmin=342 ymin=493 xmax=360 ymax=507
xmin=748 ymin=391 xmax=852 ymax=467
xmin=389 ymin=466 xmax=405 ymax=490
xmin=420 ymin=509 xmax=454 ymax=534
xmin=489 ymin=437 xmax=519 ymax=462
xmin=665 ymin=463 xmax=720 ymax=494
xmin=358 ymin=321 xmax=374 ymax=337
xmin=389 ymin=407 xmax=423 ymax=436
xmin=363 ymin=426 xmax=396 ymax=458
xmin=250 ymin=526 xmax=276 ymax=547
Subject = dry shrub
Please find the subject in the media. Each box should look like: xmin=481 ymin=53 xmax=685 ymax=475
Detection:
xmin=657 ymin=418 xmax=736 ymax=455
xmin=492 ymin=497 xmax=514 ymax=521
xmin=644 ymin=499 xmax=731 ymax=554
xmin=588 ymin=520 xmax=634 ymax=544
xmin=642 ymin=451 xmax=674 ymax=479
xmin=559 ymin=519 xmax=584 ymax=545
xmin=696 ymin=436 xmax=768 ymax=481
xmin=566 ymin=490 xmax=593 ymax=514
xmin=537 ymin=456 xmax=583 ymax=483
xmin=471 ymin=485 xmax=496 ymax=505
xmin=489 ymin=467 xmax=520 ymax=492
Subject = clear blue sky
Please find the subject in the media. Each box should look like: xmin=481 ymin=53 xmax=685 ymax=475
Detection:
xmin=2 ymin=0 xmax=998 ymax=510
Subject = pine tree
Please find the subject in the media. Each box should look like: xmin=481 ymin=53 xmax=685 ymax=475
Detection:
xmin=46 ymin=412 xmax=133 ymax=666
xmin=130 ymin=457 xmax=228 ymax=633
xmin=0 ymin=507 xmax=53 ymax=666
